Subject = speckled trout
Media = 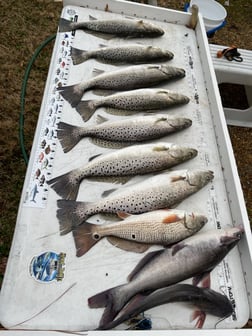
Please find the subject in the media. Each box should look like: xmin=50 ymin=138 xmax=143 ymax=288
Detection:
xmin=73 ymin=209 xmax=207 ymax=256
xmin=58 ymin=16 xmax=164 ymax=38
xmin=76 ymin=88 xmax=190 ymax=121
xmin=71 ymin=44 xmax=173 ymax=65
xmin=56 ymin=169 xmax=214 ymax=235
xmin=88 ymin=226 xmax=243 ymax=329
xmin=57 ymin=64 xmax=186 ymax=107
xmin=57 ymin=115 xmax=192 ymax=152
xmin=48 ymin=143 xmax=197 ymax=201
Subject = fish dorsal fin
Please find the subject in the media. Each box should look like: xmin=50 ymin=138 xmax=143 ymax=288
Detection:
xmin=171 ymin=241 xmax=187 ymax=256
xmin=99 ymin=43 xmax=108 ymax=48
xmin=107 ymin=237 xmax=150 ymax=253
xmin=102 ymin=188 xmax=117 ymax=198
xmin=89 ymin=15 xmax=97 ymax=21
xmin=88 ymin=153 xmax=102 ymax=162
xmin=162 ymin=213 xmax=181 ymax=224
xmin=96 ymin=114 xmax=108 ymax=124
xmin=127 ymin=249 xmax=164 ymax=282
xmin=92 ymin=67 xmax=105 ymax=76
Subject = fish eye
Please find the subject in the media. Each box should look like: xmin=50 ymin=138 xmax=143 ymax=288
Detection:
xmin=93 ymin=233 xmax=100 ymax=240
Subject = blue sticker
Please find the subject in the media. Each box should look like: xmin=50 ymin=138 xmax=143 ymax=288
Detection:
xmin=30 ymin=252 xmax=66 ymax=283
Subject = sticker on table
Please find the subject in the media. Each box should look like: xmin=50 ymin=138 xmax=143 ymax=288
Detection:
xmin=30 ymin=251 xmax=66 ymax=283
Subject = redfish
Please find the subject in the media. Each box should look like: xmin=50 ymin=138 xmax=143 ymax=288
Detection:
xmin=73 ymin=209 xmax=207 ymax=256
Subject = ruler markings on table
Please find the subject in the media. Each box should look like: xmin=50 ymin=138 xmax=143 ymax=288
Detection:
xmin=24 ymin=18 xmax=75 ymax=208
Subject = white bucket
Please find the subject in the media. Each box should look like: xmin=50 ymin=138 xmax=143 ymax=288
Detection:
xmin=189 ymin=0 xmax=227 ymax=27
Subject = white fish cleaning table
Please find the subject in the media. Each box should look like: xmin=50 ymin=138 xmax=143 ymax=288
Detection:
xmin=0 ymin=0 xmax=252 ymax=333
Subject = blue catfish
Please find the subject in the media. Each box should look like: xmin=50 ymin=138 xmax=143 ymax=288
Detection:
xmin=88 ymin=226 xmax=243 ymax=328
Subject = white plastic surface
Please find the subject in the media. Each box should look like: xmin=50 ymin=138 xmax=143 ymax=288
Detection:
xmin=0 ymin=0 xmax=252 ymax=333
xmin=189 ymin=0 xmax=227 ymax=25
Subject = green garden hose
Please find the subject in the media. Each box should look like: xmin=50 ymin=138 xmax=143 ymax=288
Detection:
xmin=20 ymin=33 xmax=56 ymax=165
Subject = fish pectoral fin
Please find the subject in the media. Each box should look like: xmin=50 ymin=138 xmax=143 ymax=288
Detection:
xmin=127 ymin=249 xmax=164 ymax=282
xmin=162 ymin=213 xmax=181 ymax=224
xmin=107 ymin=236 xmax=151 ymax=253
xmin=117 ymin=211 xmax=131 ymax=219
xmin=190 ymin=310 xmax=206 ymax=329
xmin=192 ymin=271 xmax=211 ymax=287
xmin=89 ymin=15 xmax=97 ymax=21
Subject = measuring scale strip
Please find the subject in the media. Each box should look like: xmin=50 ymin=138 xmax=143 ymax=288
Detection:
xmin=24 ymin=29 xmax=74 ymax=208
xmin=185 ymin=40 xmax=237 ymax=323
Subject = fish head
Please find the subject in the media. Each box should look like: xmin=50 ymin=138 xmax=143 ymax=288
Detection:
xmin=168 ymin=145 xmax=198 ymax=161
xmin=197 ymin=287 xmax=234 ymax=318
xmin=168 ymin=117 xmax=192 ymax=130
xmin=160 ymin=65 xmax=186 ymax=78
xmin=219 ymin=225 xmax=244 ymax=249
xmin=186 ymin=169 xmax=214 ymax=187
xmin=139 ymin=20 xmax=165 ymax=36
xmin=184 ymin=212 xmax=208 ymax=232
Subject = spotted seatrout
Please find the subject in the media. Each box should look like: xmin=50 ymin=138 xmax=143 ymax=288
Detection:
xmin=57 ymin=64 xmax=187 ymax=107
xmin=47 ymin=143 xmax=198 ymax=201
xmin=57 ymin=115 xmax=192 ymax=152
xmin=76 ymin=88 xmax=190 ymax=121
xmin=56 ymin=169 xmax=214 ymax=234
xmin=58 ymin=16 xmax=164 ymax=38
xmin=73 ymin=209 xmax=208 ymax=256
xmin=88 ymin=226 xmax=243 ymax=329
xmin=70 ymin=44 xmax=174 ymax=65
xmin=99 ymin=284 xmax=234 ymax=330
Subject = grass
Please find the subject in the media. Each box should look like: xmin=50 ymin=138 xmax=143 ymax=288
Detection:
xmin=0 ymin=0 xmax=251 ymax=328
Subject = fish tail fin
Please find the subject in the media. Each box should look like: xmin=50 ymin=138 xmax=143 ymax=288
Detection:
xmin=57 ymin=200 xmax=91 ymax=235
xmin=57 ymin=84 xmax=84 ymax=108
xmin=47 ymin=170 xmax=82 ymax=200
xmin=76 ymin=100 xmax=98 ymax=122
xmin=89 ymin=285 xmax=127 ymax=328
xmin=57 ymin=122 xmax=85 ymax=153
xmin=58 ymin=18 xmax=73 ymax=33
xmin=72 ymin=223 xmax=99 ymax=257
xmin=71 ymin=47 xmax=90 ymax=65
